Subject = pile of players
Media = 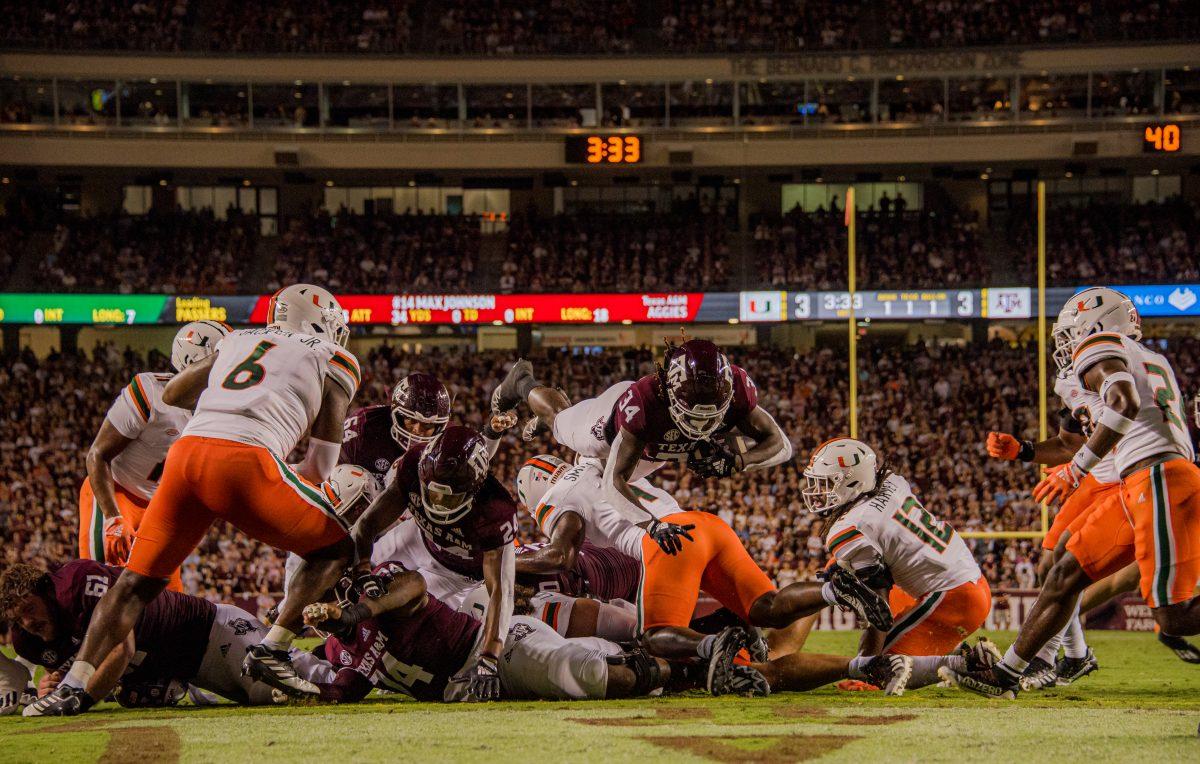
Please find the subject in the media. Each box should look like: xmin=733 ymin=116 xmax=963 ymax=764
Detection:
xmin=2 ymin=283 xmax=1197 ymax=716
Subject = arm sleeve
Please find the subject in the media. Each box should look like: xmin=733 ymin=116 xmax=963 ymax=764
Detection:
xmin=107 ymin=375 xmax=154 ymax=440
xmin=296 ymin=437 xmax=340 ymax=484
xmin=326 ymin=349 xmax=362 ymax=399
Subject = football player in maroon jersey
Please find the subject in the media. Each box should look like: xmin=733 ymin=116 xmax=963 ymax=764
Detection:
xmin=341 ymin=372 xmax=451 ymax=485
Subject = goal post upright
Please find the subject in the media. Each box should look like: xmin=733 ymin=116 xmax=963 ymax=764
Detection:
xmin=847 ymin=186 xmax=858 ymax=440
xmin=1037 ymin=180 xmax=1049 ymax=538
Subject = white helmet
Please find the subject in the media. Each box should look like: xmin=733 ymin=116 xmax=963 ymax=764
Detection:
xmin=1050 ymin=303 xmax=1076 ymax=378
xmin=267 ymin=283 xmax=349 ymax=346
xmin=515 ymin=455 xmax=569 ymax=509
xmin=328 ymin=464 xmax=380 ymax=522
xmin=1054 ymin=287 xmax=1140 ymax=374
xmin=171 ymin=320 xmax=229 ymax=372
xmin=802 ymin=438 xmax=879 ymax=516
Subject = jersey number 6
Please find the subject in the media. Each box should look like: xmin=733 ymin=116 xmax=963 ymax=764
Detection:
xmin=222 ymin=341 xmax=277 ymax=391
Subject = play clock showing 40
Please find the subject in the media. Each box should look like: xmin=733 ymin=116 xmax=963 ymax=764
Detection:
xmin=565 ymin=135 xmax=643 ymax=164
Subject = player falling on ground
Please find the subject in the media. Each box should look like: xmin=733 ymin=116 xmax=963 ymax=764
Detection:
xmin=349 ymin=425 xmax=519 ymax=702
xmin=302 ymin=561 xmax=667 ymax=702
xmin=509 ymin=454 xmax=904 ymax=696
xmin=800 ymin=438 xmax=998 ymax=690
xmin=340 ymin=371 xmax=451 ymax=486
xmin=27 ymin=284 xmax=363 ymax=716
xmin=1 ymin=560 xmax=333 ymax=713
xmin=945 ymin=288 xmax=1200 ymax=699
xmin=79 ymin=320 xmax=229 ymax=592
xmin=491 ymin=338 xmax=793 ymax=528
xmin=986 ymin=307 xmax=1200 ymax=684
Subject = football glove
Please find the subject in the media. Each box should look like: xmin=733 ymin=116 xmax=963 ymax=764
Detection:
xmin=687 ymin=440 xmax=740 ymax=478
xmin=103 ymin=516 xmax=134 ymax=564
xmin=647 ymin=517 xmax=696 ymax=556
xmin=1033 ymin=462 xmax=1086 ymax=505
xmin=467 ymin=654 xmax=501 ymax=702
xmin=986 ymin=432 xmax=1033 ymax=462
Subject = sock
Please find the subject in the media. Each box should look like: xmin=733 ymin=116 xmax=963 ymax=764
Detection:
xmin=1036 ymin=628 xmax=1065 ymax=665
xmin=1062 ymin=606 xmax=1088 ymax=659
xmin=696 ymin=634 xmax=717 ymax=660
xmin=820 ymin=582 xmax=838 ymax=606
xmin=61 ymin=661 xmax=96 ymax=691
xmin=998 ymin=645 xmax=1029 ymax=678
xmin=847 ymin=656 xmax=872 ymax=679
xmin=908 ymin=655 xmax=964 ymax=690
xmin=263 ymin=624 xmax=297 ymax=651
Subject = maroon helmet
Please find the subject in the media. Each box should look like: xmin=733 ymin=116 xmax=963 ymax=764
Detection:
xmin=390 ymin=372 xmax=452 ymax=449
xmin=417 ymin=425 xmax=490 ymax=525
xmin=664 ymin=339 xmax=734 ymax=440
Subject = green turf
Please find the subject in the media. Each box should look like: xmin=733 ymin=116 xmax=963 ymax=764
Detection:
xmin=3 ymin=631 xmax=1198 ymax=763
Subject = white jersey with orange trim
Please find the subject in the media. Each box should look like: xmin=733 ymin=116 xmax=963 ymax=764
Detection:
xmin=104 ymin=371 xmax=191 ymax=501
xmin=1071 ymin=332 xmax=1193 ymax=474
xmin=526 ymin=461 xmax=677 ymax=560
xmin=186 ymin=327 xmax=361 ymax=458
xmin=826 ymin=473 xmax=980 ymax=599
xmin=1053 ymin=374 xmax=1119 ymax=485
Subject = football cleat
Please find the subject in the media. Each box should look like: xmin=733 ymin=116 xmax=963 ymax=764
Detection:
xmin=706 ymin=627 xmax=755 ymax=696
xmin=1018 ymin=657 xmax=1058 ymax=692
xmin=964 ymin=637 xmax=1003 ymax=673
xmin=491 ymin=359 xmax=534 ymax=415
xmin=520 ymin=416 xmax=544 ymax=442
xmin=827 ymin=566 xmax=894 ymax=631
xmin=242 ymin=644 xmax=319 ymax=698
xmin=1158 ymin=632 xmax=1200 ymax=664
xmin=938 ymin=664 xmax=1020 ymax=700
xmin=745 ymin=626 xmax=769 ymax=664
xmin=22 ymin=684 xmax=93 ymax=717
xmin=862 ymin=654 xmax=913 ymax=697
xmin=1054 ymin=649 xmax=1099 ymax=685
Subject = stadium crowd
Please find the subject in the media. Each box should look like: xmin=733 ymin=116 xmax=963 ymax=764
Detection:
xmin=501 ymin=211 xmax=733 ymax=292
xmin=17 ymin=332 xmax=1190 ymax=607
xmin=2 ymin=0 xmax=1197 ymax=54
xmin=754 ymin=206 xmax=989 ymax=290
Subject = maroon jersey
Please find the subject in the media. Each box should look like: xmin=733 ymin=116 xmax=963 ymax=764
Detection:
xmin=11 ymin=560 xmax=215 ymax=684
xmin=517 ymin=541 xmax=641 ymax=602
xmin=604 ymin=365 xmax=758 ymax=463
xmin=393 ymin=446 xmax=518 ymax=578
xmin=320 ymin=562 xmax=480 ymax=702
xmin=341 ymin=405 xmax=406 ymax=485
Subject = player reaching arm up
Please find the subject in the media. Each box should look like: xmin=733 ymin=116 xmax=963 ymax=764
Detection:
xmin=28 ymin=285 xmax=361 ymax=716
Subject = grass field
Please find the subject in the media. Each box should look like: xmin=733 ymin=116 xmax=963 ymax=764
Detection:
xmin=2 ymin=630 xmax=1198 ymax=763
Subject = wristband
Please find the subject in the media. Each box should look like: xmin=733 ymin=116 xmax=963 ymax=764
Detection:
xmin=1072 ymin=445 xmax=1100 ymax=473
xmin=1098 ymin=406 xmax=1136 ymax=434
xmin=341 ymin=601 xmax=373 ymax=629
xmin=1016 ymin=439 xmax=1035 ymax=462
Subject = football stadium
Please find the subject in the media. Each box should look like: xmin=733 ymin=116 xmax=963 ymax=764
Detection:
xmin=1 ymin=2 xmax=1199 ymax=761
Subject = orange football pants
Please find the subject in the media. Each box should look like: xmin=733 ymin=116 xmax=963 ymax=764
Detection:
xmin=79 ymin=477 xmax=182 ymax=592
xmin=1043 ymin=473 xmax=1119 ymax=551
xmin=1121 ymin=459 xmax=1200 ymax=609
xmin=1064 ymin=487 xmax=1135 ymax=582
xmin=883 ymin=576 xmax=992 ymax=655
xmin=637 ymin=511 xmax=775 ymax=631
xmin=127 ymin=436 xmax=348 ymax=580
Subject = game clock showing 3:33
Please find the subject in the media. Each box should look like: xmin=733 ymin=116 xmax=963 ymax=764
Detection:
xmin=565 ymin=135 xmax=643 ymax=164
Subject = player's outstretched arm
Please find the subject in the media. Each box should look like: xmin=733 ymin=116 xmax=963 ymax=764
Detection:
xmin=304 ymin=569 xmax=428 ymax=632
xmin=735 ymin=407 xmax=793 ymax=471
xmin=514 ymin=511 xmax=585 ymax=575
xmin=85 ymin=631 xmax=136 ymax=705
xmin=161 ymin=354 xmax=216 ymax=410
xmin=295 ymin=380 xmax=353 ymax=484
xmin=349 ymin=482 xmax=407 ymax=567
xmin=604 ymin=429 xmax=658 ymax=522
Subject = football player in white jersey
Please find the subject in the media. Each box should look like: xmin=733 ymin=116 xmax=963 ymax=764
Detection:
xmin=78 ymin=320 xmax=229 ymax=591
xmin=512 ymin=455 xmax=925 ymax=697
xmin=30 ymin=284 xmax=364 ymax=716
xmin=802 ymin=438 xmax=997 ymax=690
xmin=947 ymin=288 xmax=1200 ymax=699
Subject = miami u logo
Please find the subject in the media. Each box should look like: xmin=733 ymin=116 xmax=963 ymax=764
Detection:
xmin=1076 ymin=295 xmax=1103 ymax=311
xmin=837 ymin=454 xmax=861 ymax=468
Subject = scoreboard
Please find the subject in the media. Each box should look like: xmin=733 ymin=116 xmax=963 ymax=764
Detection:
xmin=792 ymin=290 xmax=979 ymax=320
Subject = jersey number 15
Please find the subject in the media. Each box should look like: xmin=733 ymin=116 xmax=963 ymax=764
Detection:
xmin=892 ymin=496 xmax=953 ymax=553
